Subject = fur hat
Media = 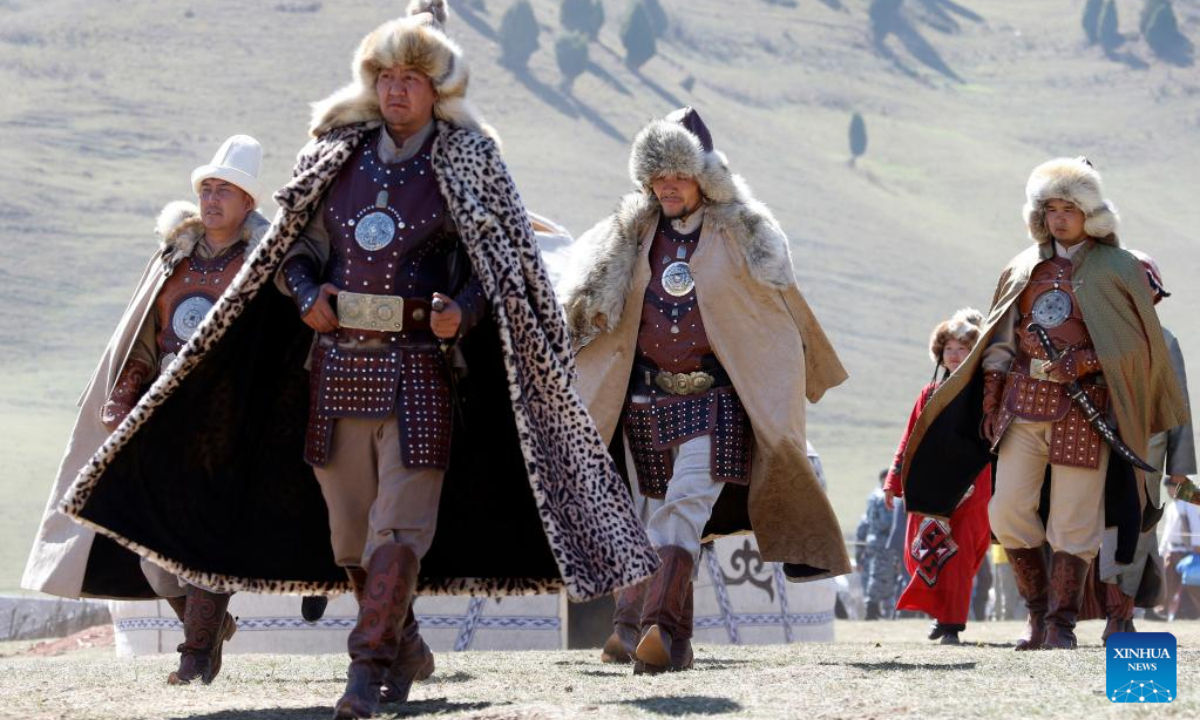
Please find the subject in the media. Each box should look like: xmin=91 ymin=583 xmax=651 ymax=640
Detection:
xmin=308 ymin=1 xmax=495 ymax=140
xmin=1129 ymin=249 xmax=1171 ymax=303
xmin=628 ymin=107 xmax=738 ymax=204
xmin=1023 ymin=156 xmax=1119 ymax=246
xmin=929 ymin=307 xmax=984 ymax=364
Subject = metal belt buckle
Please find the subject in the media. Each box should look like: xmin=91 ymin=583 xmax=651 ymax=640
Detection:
xmin=1030 ymin=358 xmax=1050 ymax=381
xmin=337 ymin=291 xmax=405 ymax=332
xmin=655 ymin=370 xmax=715 ymax=396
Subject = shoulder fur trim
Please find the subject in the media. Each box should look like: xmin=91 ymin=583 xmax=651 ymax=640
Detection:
xmin=155 ymin=201 xmax=271 ymax=268
xmin=560 ymin=178 xmax=796 ymax=343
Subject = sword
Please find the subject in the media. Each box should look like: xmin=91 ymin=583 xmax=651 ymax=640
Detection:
xmin=1027 ymin=323 xmax=1157 ymax=473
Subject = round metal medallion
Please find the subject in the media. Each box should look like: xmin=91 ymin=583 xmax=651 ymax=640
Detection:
xmin=354 ymin=211 xmax=396 ymax=251
xmin=172 ymin=296 xmax=214 ymax=340
xmin=1031 ymin=289 xmax=1073 ymax=328
xmin=661 ymin=261 xmax=695 ymax=297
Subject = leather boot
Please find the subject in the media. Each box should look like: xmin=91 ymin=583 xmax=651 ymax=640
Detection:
xmin=864 ymin=600 xmax=881 ymax=621
xmin=634 ymin=546 xmax=693 ymax=675
xmin=333 ymin=544 xmax=417 ymax=719
xmin=347 ymin=567 xmax=434 ymax=704
xmin=670 ymin=580 xmax=695 ymax=670
xmin=601 ymin=581 xmax=646 ymax=664
xmin=1005 ymin=547 xmax=1049 ymax=651
xmin=302 ymin=595 xmax=330 ymax=623
xmin=167 ymin=587 xmax=236 ymax=685
xmin=164 ymin=595 xmax=187 ymax=622
xmin=381 ymin=606 xmax=435 ymax=704
xmin=1102 ymin=582 xmax=1135 ymax=646
xmin=1043 ymin=551 xmax=1089 ymax=650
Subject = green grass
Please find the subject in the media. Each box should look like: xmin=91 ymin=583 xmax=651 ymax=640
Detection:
xmin=1 ymin=620 xmax=1196 ymax=719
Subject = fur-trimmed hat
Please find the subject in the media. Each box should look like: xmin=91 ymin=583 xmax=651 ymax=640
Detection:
xmin=929 ymin=307 xmax=984 ymax=364
xmin=1129 ymin=249 xmax=1171 ymax=303
xmin=1023 ymin=156 xmax=1119 ymax=246
xmin=308 ymin=1 xmax=494 ymax=140
xmin=628 ymin=107 xmax=738 ymax=204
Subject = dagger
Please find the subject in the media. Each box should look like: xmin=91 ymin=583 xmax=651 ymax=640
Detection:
xmin=1027 ymin=323 xmax=1156 ymax=473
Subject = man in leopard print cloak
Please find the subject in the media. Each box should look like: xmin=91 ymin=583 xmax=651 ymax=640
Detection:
xmin=57 ymin=3 xmax=658 ymax=716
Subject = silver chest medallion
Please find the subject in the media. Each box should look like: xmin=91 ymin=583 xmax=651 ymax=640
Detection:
xmin=1031 ymin=289 xmax=1073 ymax=328
xmin=172 ymin=296 xmax=214 ymax=340
xmin=352 ymin=190 xmax=405 ymax=251
xmin=661 ymin=261 xmax=695 ymax=297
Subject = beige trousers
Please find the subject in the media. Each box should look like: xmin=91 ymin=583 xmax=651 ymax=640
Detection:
xmin=314 ymin=415 xmax=445 ymax=567
xmin=628 ymin=435 xmax=723 ymax=564
xmin=990 ymin=421 xmax=1110 ymax=561
xmin=140 ymin=558 xmax=186 ymax=598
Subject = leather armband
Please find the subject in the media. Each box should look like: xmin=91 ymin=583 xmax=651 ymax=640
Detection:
xmin=100 ymin=358 xmax=154 ymax=431
xmin=281 ymin=255 xmax=321 ymax=317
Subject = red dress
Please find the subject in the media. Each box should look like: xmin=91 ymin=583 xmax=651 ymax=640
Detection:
xmin=885 ymin=382 xmax=992 ymax=624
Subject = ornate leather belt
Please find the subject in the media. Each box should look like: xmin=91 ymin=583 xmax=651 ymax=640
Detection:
xmin=633 ymin=362 xmax=731 ymax=396
xmin=336 ymin=292 xmax=432 ymax=333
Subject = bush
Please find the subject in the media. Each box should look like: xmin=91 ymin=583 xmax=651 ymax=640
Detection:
xmin=500 ymin=0 xmax=540 ymax=69
xmin=1099 ymin=0 xmax=1121 ymax=51
xmin=621 ymin=1 xmax=657 ymax=70
xmin=561 ymin=0 xmax=605 ymax=41
xmin=555 ymin=32 xmax=590 ymax=89
xmin=849 ymin=112 xmax=867 ymax=163
xmin=1082 ymin=0 xmax=1103 ymax=44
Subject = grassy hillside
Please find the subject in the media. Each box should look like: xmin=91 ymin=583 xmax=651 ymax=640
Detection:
xmin=2 ymin=0 xmax=1198 ymax=590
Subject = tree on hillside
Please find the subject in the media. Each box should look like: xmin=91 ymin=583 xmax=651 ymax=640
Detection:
xmin=869 ymin=0 xmax=903 ymax=42
xmin=849 ymin=112 xmax=867 ymax=166
xmin=1140 ymin=0 xmax=1169 ymax=34
xmin=500 ymin=0 xmax=541 ymax=70
xmin=1145 ymin=2 xmax=1191 ymax=61
xmin=556 ymin=32 xmax=590 ymax=91
xmin=643 ymin=0 xmax=668 ymax=38
xmin=561 ymin=0 xmax=605 ymax=41
xmin=621 ymin=1 xmax=658 ymax=70
xmin=1099 ymin=0 xmax=1122 ymax=51
xmin=1082 ymin=0 xmax=1103 ymax=44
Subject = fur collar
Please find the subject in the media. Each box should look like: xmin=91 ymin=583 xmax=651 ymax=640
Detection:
xmin=560 ymin=179 xmax=795 ymax=343
xmin=154 ymin=201 xmax=271 ymax=268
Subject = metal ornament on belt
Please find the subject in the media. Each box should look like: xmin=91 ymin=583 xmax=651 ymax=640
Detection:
xmin=1030 ymin=289 xmax=1072 ymax=328
xmin=172 ymin=296 xmax=214 ymax=340
xmin=354 ymin=211 xmax=397 ymax=251
xmin=337 ymin=291 xmax=406 ymax=332
xmin=661 ymin=261 xmax=695 ymax=297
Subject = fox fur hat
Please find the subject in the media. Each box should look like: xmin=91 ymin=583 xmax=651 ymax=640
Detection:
xmin=628 ymin=107 xmax=739 ymax=204
xmin=929 ymin=307 xmax=984 ymax=364
xmin=1023 ymin=156 xmax=1119 ymax=246
xmin=309 ymin=1 xmax=494 ymax=140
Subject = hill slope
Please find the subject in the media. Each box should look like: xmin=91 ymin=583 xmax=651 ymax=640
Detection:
xmin=1 ymin=0 xmax=1198 ymax=589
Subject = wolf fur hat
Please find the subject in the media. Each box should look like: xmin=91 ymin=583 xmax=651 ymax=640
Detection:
xmin=929 ymin=307 xmax=984 ymax=364
xmin=628 ymin=107 xmax=738 ymax=204
xmin=309 ymin=0 xmax=494 ymax=140
xmin=1023 ymin=156 xmax=1119 ymax=245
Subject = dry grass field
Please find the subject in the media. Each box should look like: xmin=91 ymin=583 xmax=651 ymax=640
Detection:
xmin=1 ymin=619 xmax=1198 ymax=719
xmin=1 ymin=0 xmax=1199 ymax=589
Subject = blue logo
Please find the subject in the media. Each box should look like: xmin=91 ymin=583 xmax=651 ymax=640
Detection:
xmin=1107 ymin=632 xmax=1176 ymax=703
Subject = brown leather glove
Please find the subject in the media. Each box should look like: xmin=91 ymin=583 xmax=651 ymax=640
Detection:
xmin=1044 ymin=348 xmax=1101 ymax=384
xmin=100 ymin=358 xmax=153 ymax=431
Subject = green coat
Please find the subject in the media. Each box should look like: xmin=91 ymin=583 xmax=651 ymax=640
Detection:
xmin=900 ymin=239 xmax=1188 ymax=563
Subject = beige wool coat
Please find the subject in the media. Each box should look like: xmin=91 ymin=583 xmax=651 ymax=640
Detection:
xmin=22 ymin=204 xmax=269 ymax=598
xmin=561 ymin=187 xmax=851 ymax=581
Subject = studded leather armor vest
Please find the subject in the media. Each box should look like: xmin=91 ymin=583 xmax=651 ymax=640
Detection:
xmin=996 ymin=253 xmax=1107 ymax=469
xmin=323 ymin=128 xmax=453 ymax=345
xmin=304 ymin=129 xmax=456 ymax=470
xmin=155 ymin=240 xmax=247 ymax=356
xmin=636 ymin=218 xmax=712 ymax=373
